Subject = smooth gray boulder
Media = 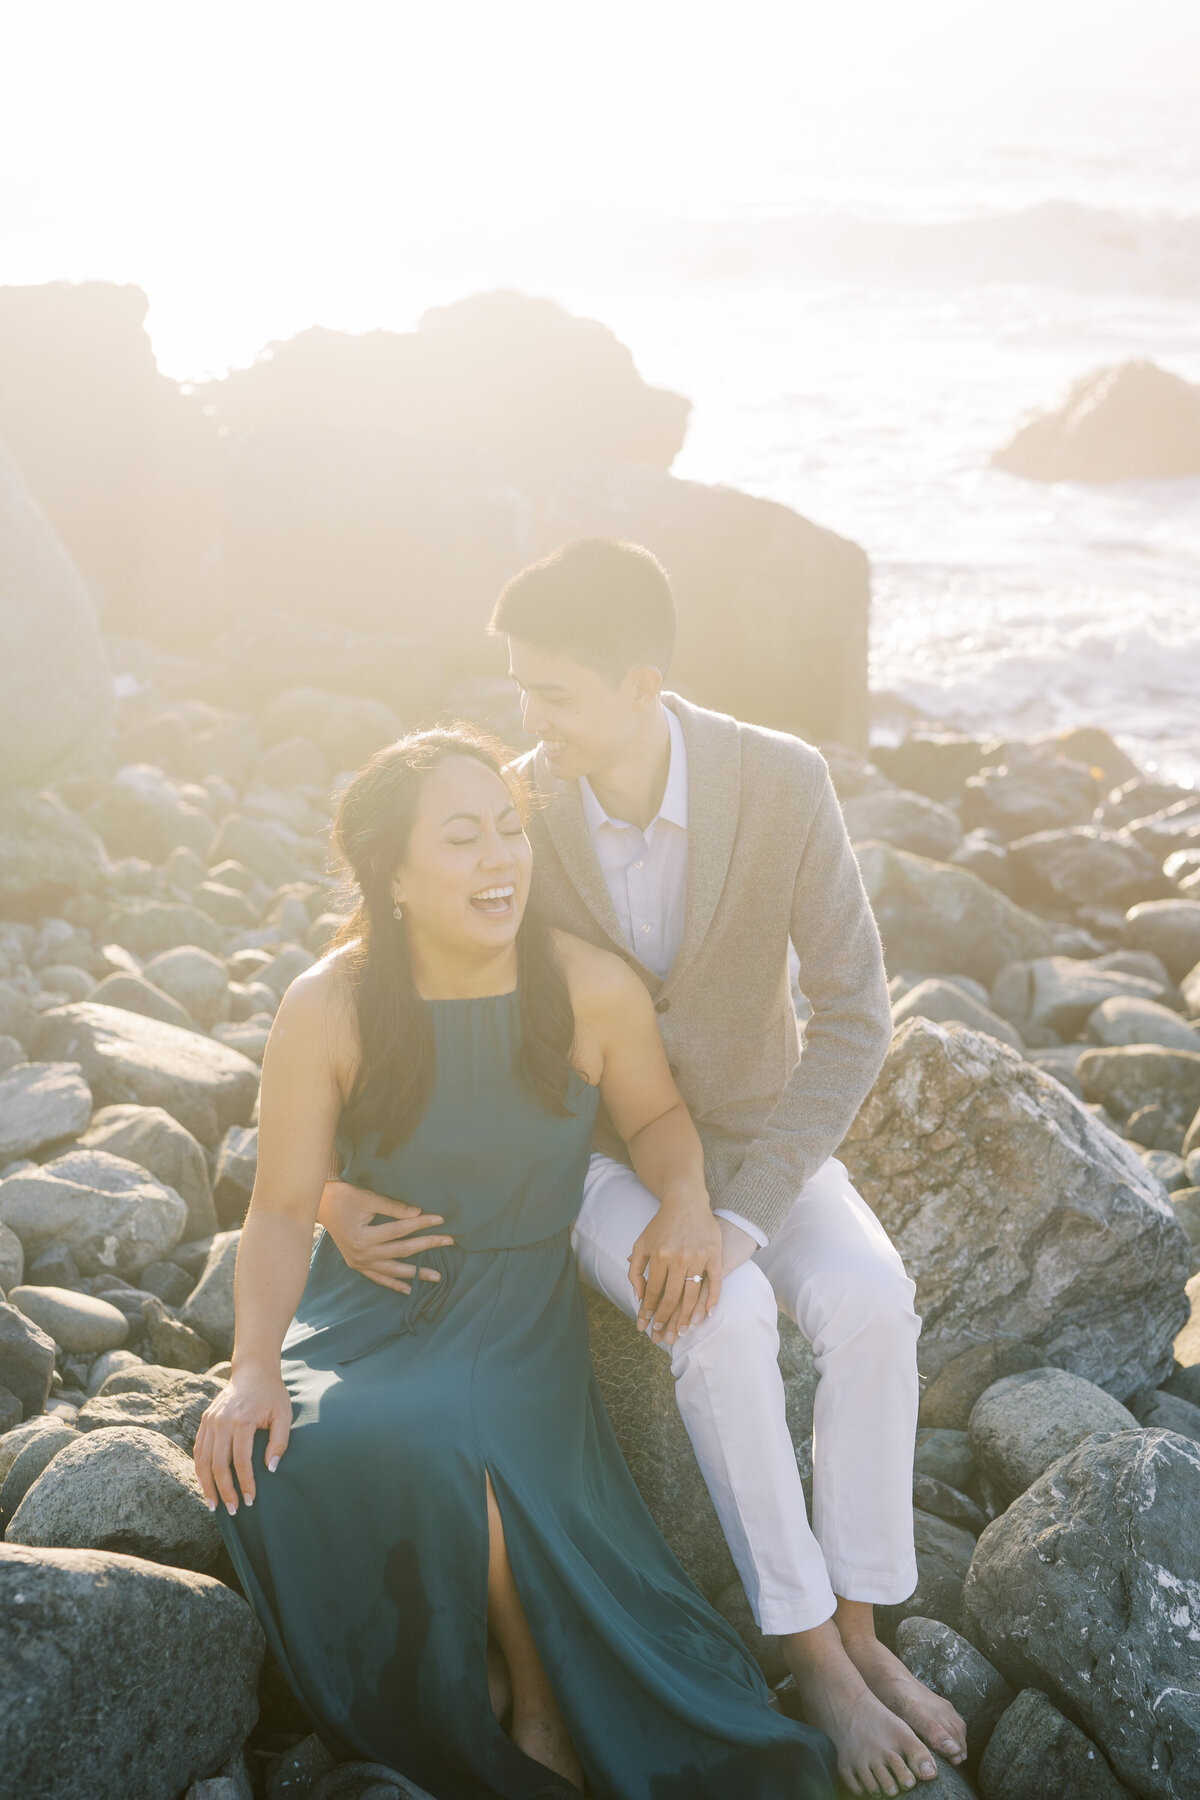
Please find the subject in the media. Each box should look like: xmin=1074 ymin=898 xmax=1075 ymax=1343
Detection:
xmin=213 ymin=1123 xmax=257 ymax=1226
xmin=0 ymin=1541 xmax=262 ymax=1800
xmin=89 ymin=968 xmax=197 ymax=1030
xmin=8 ymin=1283 xmax=129 ymax=1353
xmin=914 ymin=1429 xmax=974 ymax=1492
xmin=0 ymin=1297 xmax=55 ymax=1417
xmin=1088 ymin=996 xmax=1200 ymax=1054
xmin=996 ymin=955 xmax=1168 ymax=1038
xmin=7 ymin=1422 xmax=225 ymax=1573
xmin=179 ymin=1230 xmax=240 ymax=1357
xmin=1125 ymin=900 xmax=1200 ymax=984
xmin=892 ymin=978 xmax=1024 ymax=1051
xmin=977 ymin=1687 xmax=1132 ymax=1799
xmin=961 ymin=757 xmax=1098 ymax=841
xmin=1078 ymin=1046 xmax=1200 ymax=1148
xmin=855 ymin=843 xmax=1054 ymax=984
xmin=894 ymin=1617 xmax=1012 ymax=1761
xmin=841 ymin=1020 xmax=1190 ymax=1394
xmin=877 ymin=1508 xmax=977 ymax=1645
xmin=0 ymin=1422 xmax=77 ymax=1519
xmin=77 ymin=1101 xmax=218 ymax=1238
xmin=0 ymin=1415 xmax=72 ymax=1485
xmin=0 ymin=1060 xmax=92 ymax=1160
xmin=1130 ymin=1385 xmax=1200 ymax=1446
xmin=841 ymin=789 xmax=964 ymax=861
xmin=33 ymin=1001 xmax=260 ymax=1146
xmin=919 ymin=1340 xmax=1047 ymax=1431
xmin=962 ymin=1429 xmax=1200 ymax=1799
xmin=101 ymin=898 xmax=224 ymax=958
xmin=1007 ymin=825 xmax=1165 ymax=912
xmin=78 ymin=1368 xmax=224 ymax=1454
xmin=85 ymin=1345 xmax=144 ymax=1393
xmin=967 ymin=1366 xmax=1139 ymax=1504
xmin=0 ymin=1148 xmax=187 ymax=1278
xmin=142 ymin=944 xmax=232 ymax=1028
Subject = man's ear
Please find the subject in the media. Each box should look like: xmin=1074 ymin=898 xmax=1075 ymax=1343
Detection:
xmin=627 ymin=663 xmax=664 ymax=711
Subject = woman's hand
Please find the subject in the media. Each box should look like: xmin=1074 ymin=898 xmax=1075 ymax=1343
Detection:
xmin=317 ymin=1180 xmax=455 ymax=1292
xmin=193 ymin=1366 xmax=294 ymax=1515
xmin=629 ymin=1200 xmax=724 ymax=1347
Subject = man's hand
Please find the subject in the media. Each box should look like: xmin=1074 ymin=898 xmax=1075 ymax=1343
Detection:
xmin=628 ymin=1201 xmax=724 ymax=1347
xmin=716 ymin=1215 xmax=760 ymax=1278
xmin=316 ymin=1180 xmax=455 ymax=1292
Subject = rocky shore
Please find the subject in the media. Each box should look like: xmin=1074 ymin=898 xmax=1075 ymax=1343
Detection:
xmin=1 ymin=638 xmax=1198 ymax=1800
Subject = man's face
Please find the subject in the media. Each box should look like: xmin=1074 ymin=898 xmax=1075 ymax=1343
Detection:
xmin=507 ymin=638 xmax=644 ymax=784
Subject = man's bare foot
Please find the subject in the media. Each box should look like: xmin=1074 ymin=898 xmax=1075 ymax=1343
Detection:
xmin=838 ymin=1626 xmax=967 ymax=1768
xmin=782 ymin=1620 xmax=940 ymax=1795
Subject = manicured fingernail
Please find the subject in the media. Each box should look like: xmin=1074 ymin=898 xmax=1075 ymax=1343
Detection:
xmin=205 ymin=1497 xmax=217 ymax=1511
xmin=267 ymin=1455 xmax=279 ymax=1471
xmin=225 ymin=1500 xmax=237 ymax=1515
xmin=244 ymin=1493 xmax=254 ymax=1506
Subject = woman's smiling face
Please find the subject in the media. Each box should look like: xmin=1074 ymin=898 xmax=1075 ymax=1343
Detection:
xmin=390 ymin=754 xmax=532 ymax=958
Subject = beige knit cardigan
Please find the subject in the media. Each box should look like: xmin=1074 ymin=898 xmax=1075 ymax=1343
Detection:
xmin=515 ymin=690 xmax=893 ymax=1243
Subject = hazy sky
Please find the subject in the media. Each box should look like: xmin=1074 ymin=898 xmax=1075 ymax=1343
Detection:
xmin=3 ymin=0 xmax=1197 ymax=376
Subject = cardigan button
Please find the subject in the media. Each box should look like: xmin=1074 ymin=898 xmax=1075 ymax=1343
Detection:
xmin=655 ymin=998 xmax=670 ymax=1013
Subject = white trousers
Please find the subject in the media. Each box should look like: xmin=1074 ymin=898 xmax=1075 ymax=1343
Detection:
xmin=571 ymin=1152 xmax=921 ymax=1636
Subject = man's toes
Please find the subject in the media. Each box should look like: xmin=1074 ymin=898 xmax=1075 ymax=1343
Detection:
xmin=887 ymin=1749 xmax=918 ymax=1790
xmin=870 ymin=1761 xmax=900 ymax=1797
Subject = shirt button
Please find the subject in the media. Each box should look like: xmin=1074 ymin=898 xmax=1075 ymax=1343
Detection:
xmin=640 ymin=923 xmax=652 ymax=934
xmin=655 ymin=998 xmax=670 ymax=1014
xmin=633 ymin=860 xmax=644 ymax=869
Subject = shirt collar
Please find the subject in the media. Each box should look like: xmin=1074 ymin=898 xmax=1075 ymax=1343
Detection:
xmin=580 ymin=705 xmax=689 ymax=837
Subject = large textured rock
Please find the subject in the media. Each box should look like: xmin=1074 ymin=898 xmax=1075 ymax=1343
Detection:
xmin=967 ymin=1366 xmax=1139 ymax=1504
xmin=540 ymin=462 xmax=870 ymax=748
xmin=0 ymin=1298 xmax=56 ymax=1417
xmin=855 ymin=842 xmax=1053 ymax=984
xmin=0 ymin=1423 xmax=77 ymax=1520
xmin=0 ymin=1415 xmax=71 ymax=1486
xmin=0 ymin=431 xmax=114 ymax=791
xmin=894 ymin=1617 xmax=1012 ymax=1762
xmin=8 ymin=1284 xmax=129 ymax=1354
xmin=7 ymin=1422 xmax=225 ymax=1573
xmin=993 ymin=358 xmax=1200 ymax=482
xmin=179 ymin=1230 xmax=240 ymax=1357
xmin=142 ymin=945 xmax=231 ymax=1028
xmin=840 ymin=1019 xmax=1190 ymax=1393
xmin=0 ymin=1148 xmax=188 ymax=1278
xmin=962 ymin=1429 xmax=1200 ymax=1798
xmin=0 ymin=789 xmax=110 ymax=916
xmin=977 ymin=1687 xmax=1132 ymax=1799
xmin=101 ymin=897 xmax=224 ymax=958
xmin=33 ymin=1002 xmax=260 ymax=1145
xmin=89 ymin=969 xmax=197 ymax=1030
xmin=77 ymin=1101 xmax=218 ymax=1238
xmin=877 ymin=1508 xmax=977 ymax=1645
xmin=0 ymin=1059 xmax=92 ymax=1160
xmin=584 ymin=1287 xmax=817 ymax=1598
xmin=0 ymin=1218 xmax=23 ymax=1291
xmin=0 ymin=1541 xmax=262 ymax=1800
xmin=918 ymin=1341 xmax=1047 ymax=1432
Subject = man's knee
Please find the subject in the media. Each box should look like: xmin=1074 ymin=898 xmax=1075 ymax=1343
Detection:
xmin=668 ymin=1258 xmax=781 ymax=1371
xmin=817 ymin=1244 xmax=920 ymax=1352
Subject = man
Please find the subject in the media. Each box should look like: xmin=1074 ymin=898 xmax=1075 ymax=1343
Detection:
xmin=318 ymin=539 xmax=966 ymax=1797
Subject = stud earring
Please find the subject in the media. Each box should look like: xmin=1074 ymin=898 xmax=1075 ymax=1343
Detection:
xmin=393 ymin=903 xmax=404 ymax=921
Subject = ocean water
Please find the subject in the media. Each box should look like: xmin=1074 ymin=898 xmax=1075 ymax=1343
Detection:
xmin=7 ymin=13 xmax=1198 ymax=782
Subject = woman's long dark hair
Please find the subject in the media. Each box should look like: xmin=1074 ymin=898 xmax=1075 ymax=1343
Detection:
xmin=328 ymin=723 xmax=579 ymax=1153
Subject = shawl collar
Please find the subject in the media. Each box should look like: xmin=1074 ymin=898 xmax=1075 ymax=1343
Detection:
xmin=526 ymin=691 xmax=743 ymax=994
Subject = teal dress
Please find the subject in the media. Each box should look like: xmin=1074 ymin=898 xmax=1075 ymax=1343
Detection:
xmin=217 ymin=989 xmax=837 ymax=1800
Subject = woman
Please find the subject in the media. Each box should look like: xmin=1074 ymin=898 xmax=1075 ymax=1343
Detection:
xmin=194 ymin=724 xmax=838 ymax=1800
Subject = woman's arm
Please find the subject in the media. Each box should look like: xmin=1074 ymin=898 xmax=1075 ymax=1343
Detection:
xmin=193 ymin=969 xmax=344 ymax=1514
xmin=574 ymin=946 xmax=724 ymax=1346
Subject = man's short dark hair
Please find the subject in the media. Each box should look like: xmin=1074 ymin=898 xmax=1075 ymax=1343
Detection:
xmin=489 ymin=538 xmax=676 ymax=685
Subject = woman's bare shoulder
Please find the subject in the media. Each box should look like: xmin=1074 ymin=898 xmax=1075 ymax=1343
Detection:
xmin=280 ymin=942 xmax=362 ymax=1084
xmin=549 ymin=929 xmax=643 ymax=1012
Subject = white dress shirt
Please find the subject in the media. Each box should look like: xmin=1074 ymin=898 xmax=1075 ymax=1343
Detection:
xmin=579 ymin=708 xmax=769 ymax=1248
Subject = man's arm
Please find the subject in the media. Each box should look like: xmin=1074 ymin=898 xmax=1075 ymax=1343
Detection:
xmin=709 ymin=753 xmax=892 ymax=1243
